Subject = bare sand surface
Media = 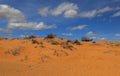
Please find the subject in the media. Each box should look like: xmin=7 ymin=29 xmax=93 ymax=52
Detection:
xmin=0 ymin=38 xmax=120 ymax=76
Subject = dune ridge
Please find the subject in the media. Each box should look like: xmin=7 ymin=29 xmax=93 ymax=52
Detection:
xmin=0 ymin=37 xmax=120 ymax=76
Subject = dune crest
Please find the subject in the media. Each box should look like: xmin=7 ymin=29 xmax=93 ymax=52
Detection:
xmin=0 ymin=38 xmax=120 ymax=76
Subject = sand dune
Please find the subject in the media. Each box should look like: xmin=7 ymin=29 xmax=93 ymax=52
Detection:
xmin=0 ymin=38 xmax=120 ymax=76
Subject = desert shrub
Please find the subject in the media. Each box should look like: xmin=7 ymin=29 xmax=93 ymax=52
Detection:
xmin=110 ymin=42 xmax=120 ymax=47
xmin=31 ymin=39 xmax=39 ymax=44
xmin=72 ymin=39 xmax=81 ymax=45
xmin=45 ymin=33 xmax=56 ymax=39
xmin=81 ymin=36 xmax=93 ymax=42
xmin=53 ymin=50 xmax=68 ymax=57
xmin=66 ymin=40 xmax=72 ymax=43
xmin=48 ymin=40 xmax=59 ymax=45
xmin=60 ymin=42 xmax=73 ymax=50
xmin=92 ymin=41 xmax=96 ymax=43
xmin=40 ymin=45 xmax=45 ymax=48
xmin=12 ymin=49 xmax=20 ymax=56
xmin=12 ymin=46 xmax=24 ymax=56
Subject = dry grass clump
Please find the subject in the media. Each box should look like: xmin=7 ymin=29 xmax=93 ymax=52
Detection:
xmin=53 ymin=50 xmax=68 ymax=57
xmin=31 ymin=39 xmax=39 ymax=44
xmin=4 ymin=46 xmax=24 ymax=56
xmin=12 ymin=49 xmax=20 ymax=56
xmin=104 ymin=50 xmax=120 ymax=56
xmin=60 ymin=42 xmax=74 ymax=50
xmin=40 ymin=54 xmax=51 ymax=62
xmin=47 ymin=40 xmax=59 ymax=45
xmin=31 ymin=39 xmax=43 ymax=45
xmin=20 ymin=55 xmax=28 ymax=62
xmin=110 ymin=42 xmax=120 ymax=47
xmin=12 ymin=46 xmax=24 ymax=56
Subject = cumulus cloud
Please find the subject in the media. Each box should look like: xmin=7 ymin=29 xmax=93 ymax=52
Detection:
xmin=8 ymin=22 xmax=56 ymax=30
xmin=0 ymin=5 xmax=25 ymax=23
xmin=64 ymin=9 xmax=78 ymax=18
xmin=112 ymin=11 xmax=120 ymax=17
xmin=38 ymin=7 xmax=49 ymax=17
xmin=115 ymin=33 xmax=120 ymax=37
xmin=39 ymin=2 xmax=79 ymax=18
xmin=69 ymin=25 xmax=87 ymax=30
xmin=62 ymin=33 xmax=73 ymax=36
xmin=0 ymin=4 xmax=56 ymax=31
xmin=51 ymin=2 xmax=78 ymax=16
xmin=86 ymin=31 xmax=96 ymax=36
xmin=39 ymin=3 xmax=120 ymax=18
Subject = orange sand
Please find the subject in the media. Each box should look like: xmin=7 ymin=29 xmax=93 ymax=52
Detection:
xmin=0 ymin=38 xmax=120 ymax=76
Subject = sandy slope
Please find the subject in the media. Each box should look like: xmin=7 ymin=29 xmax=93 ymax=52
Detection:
xmin=0 ymin=38 xmax=120 ymax=76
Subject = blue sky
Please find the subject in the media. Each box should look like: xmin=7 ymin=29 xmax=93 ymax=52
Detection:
xmin=0 ymin=0 xmax=120 ymax=41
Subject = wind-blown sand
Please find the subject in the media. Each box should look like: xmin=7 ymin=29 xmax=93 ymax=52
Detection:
xmin=0 ymin=38 xmax=120 ymax=76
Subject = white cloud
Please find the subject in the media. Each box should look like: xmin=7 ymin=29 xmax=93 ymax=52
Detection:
xmin=78 ymin=6 xmax=120 ymax=18
xmin=69 ymin=25 xmax=87 ymax=30
xmin=64 ymin=9 xmax=78 ymax=18
xmin=0 ymin=4 xmax=56 ymax=31
xmin=62 ymin=33 xmax=73 ymax=36
xmin=98 ymin=37 xmax=107 ymax=41
xmin=51 ymin=2 xmax=78 ymax=16
xmin=115 ymin=34 xmax=120 ymax=37
xmin=86 ymin=31 xmax=96 ymax=36
xmin=39 ymin=2 xmax=79 ymax=18
xmin=112 ymin=11 xmax=120 ymax=17
xmin=0 ymin=28 xmax=11 ymax=33
xmin=8 ymin=22 xmax=56 ymax=30
xmin=19 ymin=35 xmax=27 ymax=38
xmin=0 ymin=5 xmax=25 ymax=23
xmin=97 ymin=6 xmax=113 ymax=13
xmin=39 ymin=4 xmax=120 ymax=18
xmin=38 ymin=7 xmax=49 ymax=17
xmin=79 ymin=10 xmax=97 ymax=18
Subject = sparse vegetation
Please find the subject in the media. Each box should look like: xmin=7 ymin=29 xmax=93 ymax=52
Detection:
xmin=72 ymin=39 xmax=81 ymax=45
xmin=20 ymin=55 xmax=28 ymax=62
xmin=60 ymin=42 xmax=74 ymax=50
xmin=53 ymin=50 xmax=68 ymax=57
xmin=81 ymin=36 xmax=93 ymax=42
xmin=92 ymin=41 xmax=96 ymax=43
xmin=11 ymin=46 xmax=24 ymax=56
xmin=110 ymin=42 xmax=120 ymax=47
xmin=12 ymin=49 xmax=20 ymax=56
xmin=31 ymin=39 xmax=39 ymax=44
xmin=45 ymin=33 xmax=56 ymax=39
xmin=66 ymin=40 xmax=72 ymax=43
xmin=24 ymin=35 xmax=36 ymax=39
xmin=47 ymin=40 xmax=59 ymax=45
xmin=40 ymin=54 xmax=50 ymax=62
